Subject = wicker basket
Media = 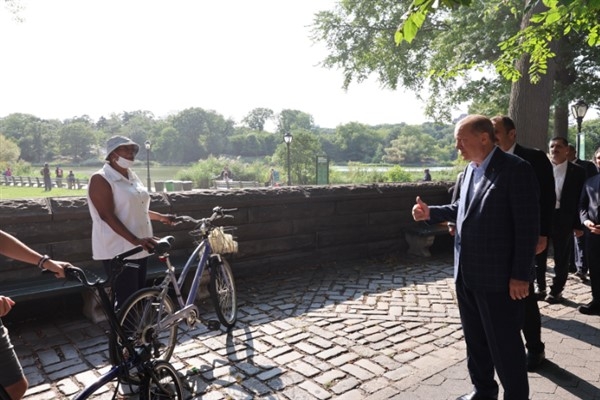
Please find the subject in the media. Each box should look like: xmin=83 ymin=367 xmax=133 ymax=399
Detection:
xmin=208 ymin=227 xmax=238 ymax=254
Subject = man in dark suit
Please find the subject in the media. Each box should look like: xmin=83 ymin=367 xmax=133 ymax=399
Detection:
xmin=413 ymin=115 xmax=539 ymax=400
xmin=544 ymin=137 xmax=586 ymax=304
xmin=491 ymin=115 xmax=555 ymax=371
xmin=567 ymin=144 xmax=598 ymax=280
xmin=579 ymin=168 xmax=600 ymax=315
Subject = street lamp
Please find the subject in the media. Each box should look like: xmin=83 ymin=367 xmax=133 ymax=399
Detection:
xmin=571 ymin=99 xmax=588 ymax=159
xmin=283 ymin=131 xmax=292 ymax=186
xmin=144 ymin=140 xmax=152 ymax=192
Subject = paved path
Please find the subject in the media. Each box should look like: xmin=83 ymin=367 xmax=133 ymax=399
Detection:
xmin=8 ymin=254 xmax=600 ymax=399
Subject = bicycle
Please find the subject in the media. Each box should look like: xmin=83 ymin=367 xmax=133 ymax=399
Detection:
xmin=109 ymin=206 xmax=239 ymax=368
xmin=63 ymin=248 xmax=183 ymax=399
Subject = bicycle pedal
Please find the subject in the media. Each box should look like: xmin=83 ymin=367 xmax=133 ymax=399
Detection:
xmin=206 ymin=320 xmax=220 ymax=331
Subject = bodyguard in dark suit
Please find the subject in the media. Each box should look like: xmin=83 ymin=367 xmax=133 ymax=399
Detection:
xmin=579 ymin=169 xmax=600 ymax=315
xmin=413 ymin=115 xmax=539 ymax=400
xmin=544 ymin=137 xmax=586 ymax=304
xmin=491 ymin=115 xmax=554 ymax=371
xmin=568 ymin=144 xmax=598 ymax=279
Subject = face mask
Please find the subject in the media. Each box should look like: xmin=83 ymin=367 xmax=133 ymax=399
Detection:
xmin=115 ymin=156 xmax=134 ymax=169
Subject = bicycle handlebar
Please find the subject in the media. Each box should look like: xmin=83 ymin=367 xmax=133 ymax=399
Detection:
xmin=64 ymin=244 xmax=149 ymax=287
xmin=174 ymin=206 xmax=237 ymax=226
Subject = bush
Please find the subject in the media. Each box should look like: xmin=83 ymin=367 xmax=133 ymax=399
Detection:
xmin=175 ymin=156 xmax=271 ymax=188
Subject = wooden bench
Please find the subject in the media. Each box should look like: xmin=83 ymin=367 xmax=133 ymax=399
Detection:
xmin=404 ymin=222 xmax=451 ymax=257
xmin=213 ymin=180 xmax=260 ymax=189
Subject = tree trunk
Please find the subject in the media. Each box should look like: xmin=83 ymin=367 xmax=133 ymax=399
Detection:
xmin=508 ymin=0 xmax=556 ymax=152
xmin=553 ymin=101 xmax=569 ymax=139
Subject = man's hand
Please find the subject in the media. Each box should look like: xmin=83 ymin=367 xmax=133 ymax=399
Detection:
xmin=509 ymin=279 xmax=529 ymax=300
xmin=412 ymin=196 xmax=430 ymax=221
xmin=535 ymin=236 xmax=548 ymax=255
xmin=0 ymin=296 xmax=15 ymax=317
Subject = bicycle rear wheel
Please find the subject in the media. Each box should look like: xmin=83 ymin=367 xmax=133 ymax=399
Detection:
xmin=209 ymin=257 xmax=237 ymax=329
xmin=110 ymin=288 xmax=178 ymax=374
xmin=145 ymin=360 xmax=183 ymax=400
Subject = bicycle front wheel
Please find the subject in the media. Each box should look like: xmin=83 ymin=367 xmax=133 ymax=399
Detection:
xmin=145 ymin=360 xmax=183 ymax=400
xmin=209 ymin=257 xmax=237 ymax=329
xmin=110 ymin=288 xmax=178 ymax=368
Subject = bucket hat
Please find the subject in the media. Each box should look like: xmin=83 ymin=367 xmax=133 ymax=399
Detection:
xmin=105 ymin=136 xmax=140 ymax=160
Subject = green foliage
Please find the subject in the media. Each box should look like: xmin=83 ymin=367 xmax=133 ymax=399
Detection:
xmin=0 ymin=134 xmax=20 ymax=164
xmin=242 ymin=108 xmax=274 ymax=131
xmin=395 ymin=0 xmax=600 ymax=84
xmin=273 ymin=130 xmax=323 ymax=184
xmin=385 ymin=165 xmax=413 ymax=182
xmin=174 ymin=156 xmax=270 ymax=189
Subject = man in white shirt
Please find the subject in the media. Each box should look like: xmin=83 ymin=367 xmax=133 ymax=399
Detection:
xmin=543 ymin=137 xmax=586 ymax=304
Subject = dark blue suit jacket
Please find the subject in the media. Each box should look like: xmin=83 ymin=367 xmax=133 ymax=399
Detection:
xmin=580 ymin=174 xmax=600 ymax=225
xmin=428 ymin=148 xmax=540 ymax=292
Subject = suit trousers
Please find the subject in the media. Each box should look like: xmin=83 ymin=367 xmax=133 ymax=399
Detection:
xmin=549 ymin=220 xmax=574 ymax=296
xmin=456 ymin=277 xmax=529 ymax=400
xmin=522 ymin=282 xmax=544 ymax=354
xmin=585 ymin=233 xmax=600 ymax=303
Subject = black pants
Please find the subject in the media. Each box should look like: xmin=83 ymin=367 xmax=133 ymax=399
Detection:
xmin=103 ymin=257 xmax=148 ymax=310
xmin=585 ymin=233 xmax=600 ymax=303
xmin=537 ymin=219 xmax=573 ymax=295
xmin=522 ymin=282 xmax=544 ymax=354
xmin=456 ymin=278 xmax=529 ymax=400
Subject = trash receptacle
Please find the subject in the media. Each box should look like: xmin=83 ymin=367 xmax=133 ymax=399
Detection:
xmin=154 ymin=181 xmax=165 ymax=192
xmin=182 ymin=181 xmax=193 ymax=191
xmin=164 ymin=180 xmax=175 ymax=192
xmin=173 ymin=181 xmax=183 ymax=191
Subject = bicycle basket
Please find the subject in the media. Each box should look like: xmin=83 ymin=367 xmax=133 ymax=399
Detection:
xmin=208 ymin=227 xmax=238 ymax=254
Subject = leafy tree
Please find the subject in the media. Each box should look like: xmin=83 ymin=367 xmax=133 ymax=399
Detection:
xmin=242 ymin=108 xmax=274 ymax=132
xmin=58 ymin=122 xmax=95 ymax=161
xmin=383 ymin=126 xmax=438 ymax=164
xmin=396 ymin=0 xmax=600 ymax=84
xmin=0 ymin=134 xmax=20 ymax=164
xmin=276 ymin=109 xmax=315 ymax=134
xmin=333 ymin=122 xmax=383 ymax=162
xmin=273 ymin=129 xmax=323 ymax=185
xmin=312 ymin=0 xmax=600 ymax=150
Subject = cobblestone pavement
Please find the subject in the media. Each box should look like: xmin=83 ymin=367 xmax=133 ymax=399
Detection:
xmin=8 ymin=254 xmax=600 ymax=399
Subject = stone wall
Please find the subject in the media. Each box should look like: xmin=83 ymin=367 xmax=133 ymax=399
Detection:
xmin=0 ymin=183 xmax=452 ymax=294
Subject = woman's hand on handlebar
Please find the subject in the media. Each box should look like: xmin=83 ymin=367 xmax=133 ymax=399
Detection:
xmin=44 ymin=260 xmax=71 ymax=279
xmin=133 ymin=237 xmax=158 ymax=253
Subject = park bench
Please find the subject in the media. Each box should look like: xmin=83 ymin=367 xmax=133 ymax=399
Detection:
xmin=213 ymin=180 xmax=260 ymax=189
xmin=404 ymin=221 xmax=451 ymax=257
xmin=0 ymin=257 xmax=186 ymax=323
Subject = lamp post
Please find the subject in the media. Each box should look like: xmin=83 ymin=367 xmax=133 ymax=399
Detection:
xmin=571 ymin=99 xmax=588 ymax=159
xmin=283 ymin=131 xmax=292 ymax=186
xmin=144 ymin=140 xmax=152 ymax=192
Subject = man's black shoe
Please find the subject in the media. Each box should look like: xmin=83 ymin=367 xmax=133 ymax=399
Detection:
xmin=456 ymin=392 xmax=498 ymax=400
xmin=527 ymin=350 xmax=546 ymax=371
xmin=545 ymin=292 xmax=563 ymax=304
xmin=578 ymin=302 xmax=600 ymax=316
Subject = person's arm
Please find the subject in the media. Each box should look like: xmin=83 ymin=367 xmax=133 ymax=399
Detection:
xmin=149 ymin=211 xmax=177 ymax=225
xmin=88 ymin=174 xmax=156 ymax=252
xmin=0 ymin=230 xmax=67 ymax=279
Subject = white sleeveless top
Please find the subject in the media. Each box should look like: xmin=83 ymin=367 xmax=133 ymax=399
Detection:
xmin=87 ymin=163 xmax=152 ymax=260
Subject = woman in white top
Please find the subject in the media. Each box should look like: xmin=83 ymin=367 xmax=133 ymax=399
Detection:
xmin=87 ymin=136 xmax=175 ymax=309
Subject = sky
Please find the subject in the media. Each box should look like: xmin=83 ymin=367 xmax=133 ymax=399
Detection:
xmin=0 ymin=0 xmax=436 ymax=129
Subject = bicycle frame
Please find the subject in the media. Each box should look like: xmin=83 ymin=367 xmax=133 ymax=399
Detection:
xmin=150 ymin=237 xmax=214 ymax=331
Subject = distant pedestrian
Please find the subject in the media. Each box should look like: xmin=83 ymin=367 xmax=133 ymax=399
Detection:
xmin=40 ymin=163 xmax=51 ymax=191
xmin=422 ymin=168 xmax=432 ymax=181
xmin=67 ymin=170 xmax=76 ymax=189
xmin=55 ymin=166 xmax=64 ymax=188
